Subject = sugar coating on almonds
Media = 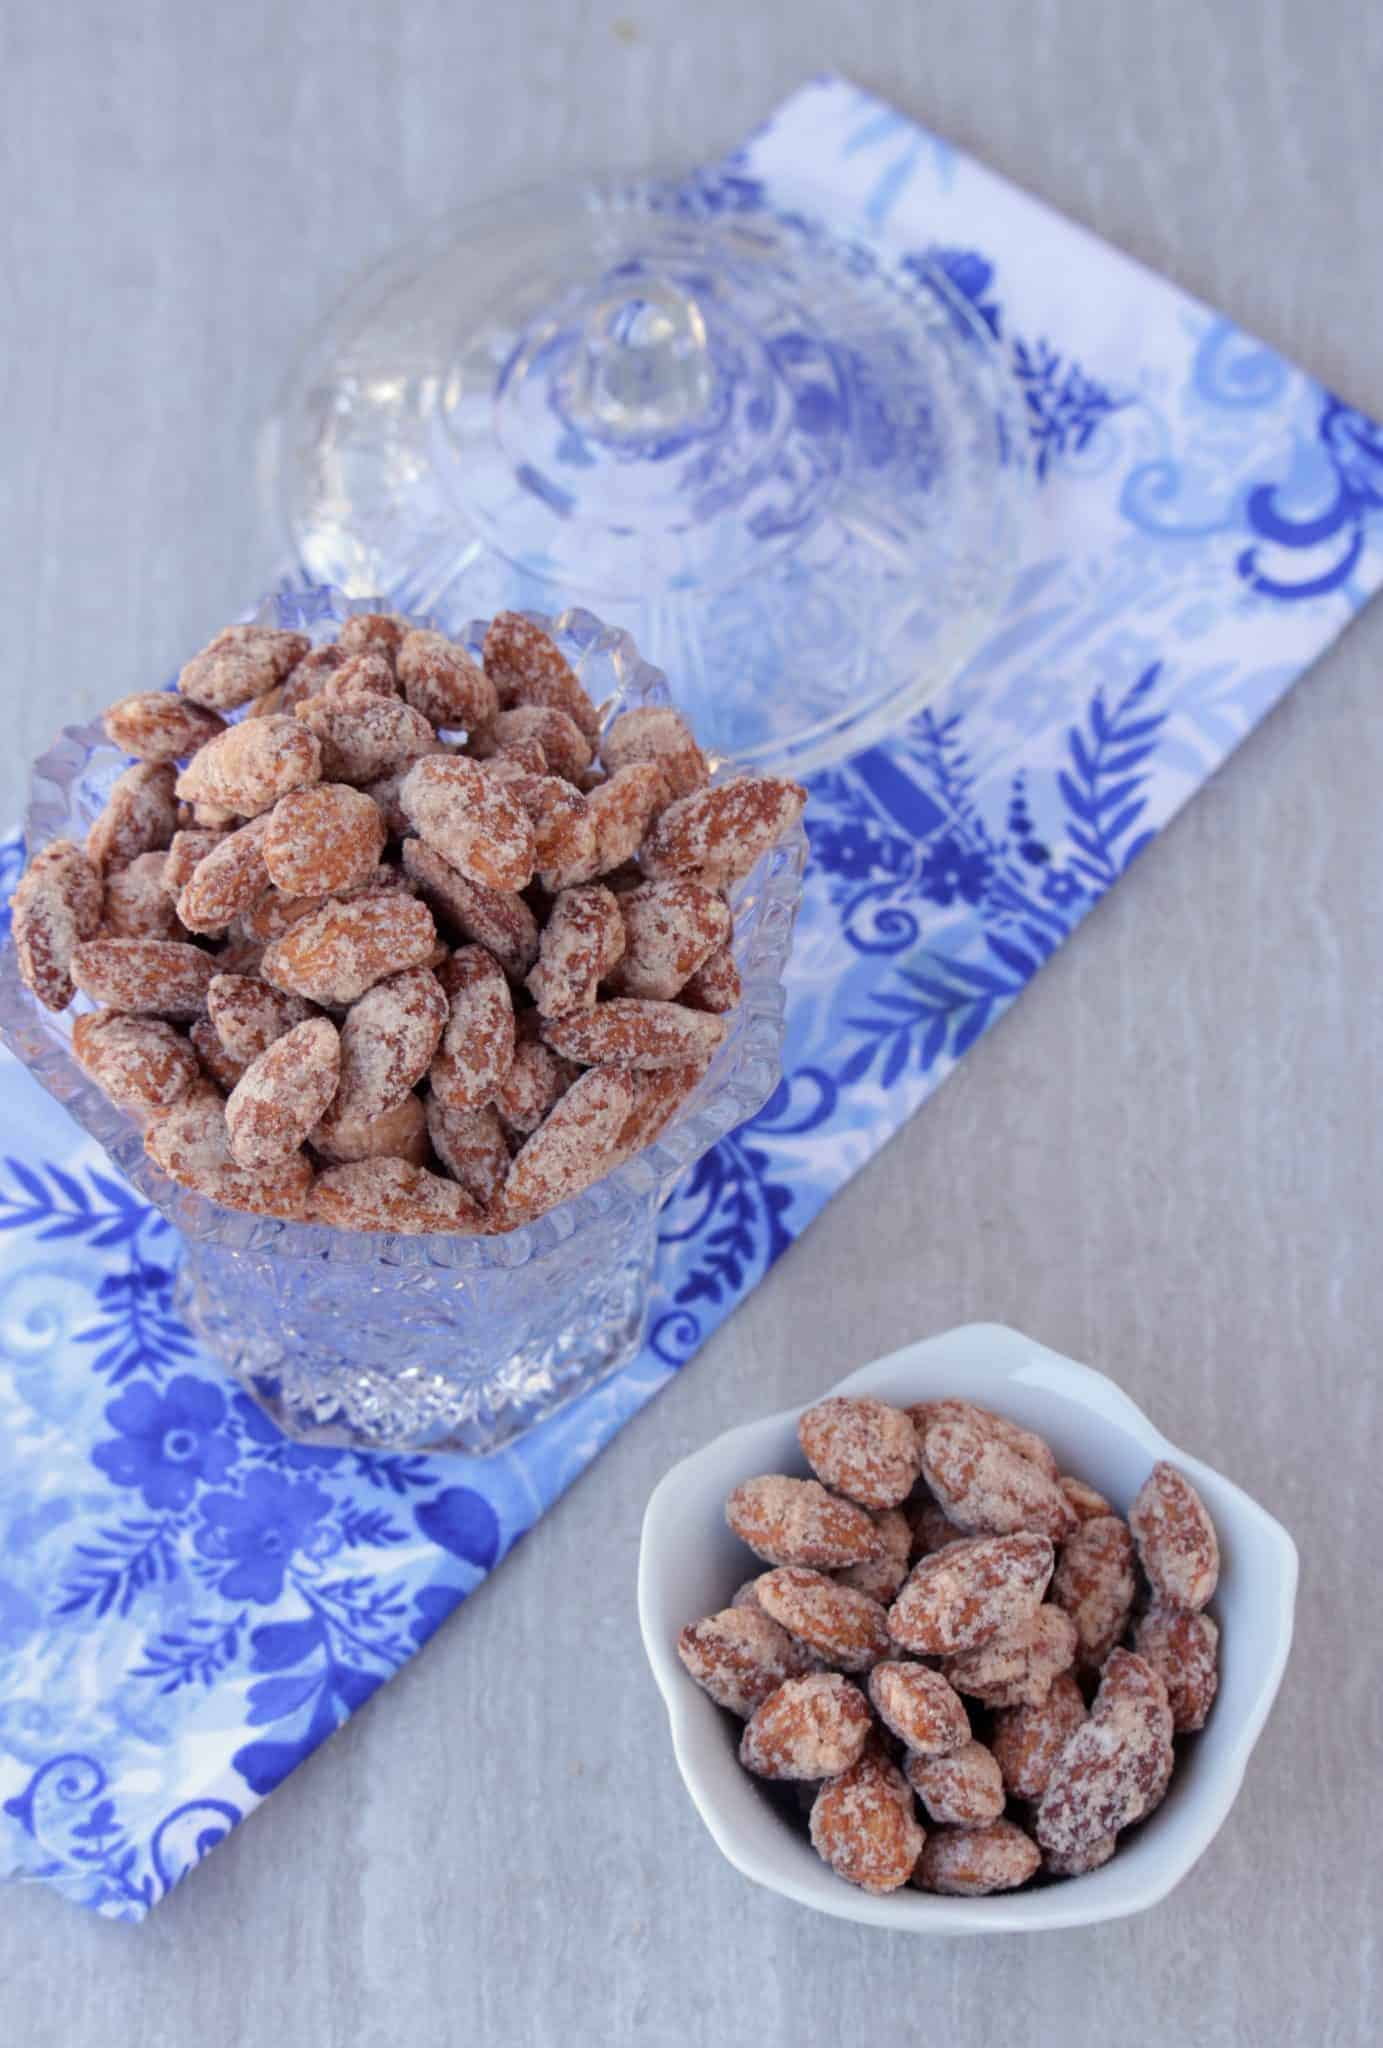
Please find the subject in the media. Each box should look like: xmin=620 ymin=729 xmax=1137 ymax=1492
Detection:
xmin=429 ymin=947 xmax=515 ymax=1111
xmin=336 ymin=612 xmax=406 ymax=663
xmin=175 ymin=718 xmax=322 ymax=819
xmin=726 ymin=1476 xmax=883 ymax=1570
xmin=295 ymin=693 xmax=436 ymax=785
xmin=10 ymin=839 xmax=103 ymax=1010
xmin=177 ymin=625 xmax=308 ymax=711
xmin=396 ymin=629 xmax=498 ymax=732
xmin=738 ymin=1673 xmax=873 ymax=1781
xmin=102 ymin=852 xmax=183 ymax=939
xmin=641 ymin=775 xmax=806 ymax=888
xmin=905 ymin=1740 xmax=1005 ymax=1827
xmin=809 ymin=1749 xmax=924 ymax=1895
xmin=1128 ymin=1462 xmax=1220 ymax=1612
xmin=308 ymin=1157 xmax=485 ymax=1235
xmin=798 ymin=1395 xmax=922 ymax=1510
xmin=72 ymin=1011 xmax=199 ymax=1113
xmin=498 ymin=1063 xmax=635 ymax=1224
xmin=319 ymin=650 xmax=399 ymax=703
xmin=207 ymin=974 xmax=314 ymax=1063
xmin=677 ymin=1607 xmax=817 ymax=1719
xmin=226 ymin=1017 xmax=341 ymax=1168
xmin=492 ymin=1034 xmax=578 ymax=1134
xmin=87 ymin=762 xmax=179 ymax=875
xmin=600 ymin=704 xmax=707 ymax=799
xmin=914 ymin=1821 xmax=1040 ymax=1897
xmin=887 ymin=1532 xmax=1054 ymax=1657
xmin=1051 ymin=1513 xmax=1137 ymax=1671
xmin=330 ymin=967 xmax=447 ymax=1126
xmin=921 ymin=1413 xmax=1076 ymax=1542
xmin=482 ymin=612 xmax=600 ymax=739
xmin=145 ymin=1092 xmax=312 ymax=1218
xmin=907 ymin=1398 xmax=1060 ymax=1482
xmin=990 ymin=1671 xmax=1088 ymax=1802
xmin=190 ymin=1017 xmax=246 ymax=1094
xmin=608 ymin=1058 xmax=709 ymax=1167
xmin=162 ymin=829 xmax=227 ymax=899
xmin=754 ymin=1567 xmax=892 ymax=1673
xmin=585 ymin=762 xmax=669 ymax=873
xmin=679 ymin=945 xmax=741 ymax=1014
xmin=943 ymin=1604 xmax=1078 ymax=1709
xmin=526 ymin=885 xmax=625 ymax=1017
xmin=401 ymin=838 xmax=539 ymax=978
xmin=479 ymin=705 xmax=593 ymax=783
xmin=262 ymin=783 xmax=386 ymax=897
xmin=71 ymin=938 xmax=215 ymax=1020
xmin=424 ymin=1099 xmax=511 ymax=1207
xmin=401 ymin=755 xmax=535 ymax=892
xmin=607 ymin=881 xmax=730 ymax=1001
xmin=541 ymin=997 xmax=726 ymax=1071
xmin=498 ymin=773 xmax=597 ymax=889
xmin=907 ymin=1494 xmax=965 ymax=1561
xmin=1035 ymin=1649 xmax=1174 ymax=1861
xmin=867 ymin=1662 xmax=970 ymax=1757
xmin=177 ymin=815 xmax=273 ymax=933
xmin=1133 ymin=1604 xmax=1220 ymax=1732
xmin=1061 ymin=1475 xmax=1114 ymax=1522
xmin=104 ymin=692 xmax=225 ymax=763
xmin=260 ymin=895 xmax=437 ymax=1006
xmin=311 ymin=1091 xmax=428 ymax=1167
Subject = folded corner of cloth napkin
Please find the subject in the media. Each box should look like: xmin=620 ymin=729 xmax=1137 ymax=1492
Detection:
xmin=3 ymin=72 xmax=1382 ymax=1919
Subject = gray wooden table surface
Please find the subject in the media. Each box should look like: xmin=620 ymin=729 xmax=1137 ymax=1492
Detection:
xmin=1 ymin=2 xmax=1375 ymax=2042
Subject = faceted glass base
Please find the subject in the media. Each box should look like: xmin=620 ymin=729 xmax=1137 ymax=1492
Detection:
xmin=262 ymin=175 xmax=1030 ymax=778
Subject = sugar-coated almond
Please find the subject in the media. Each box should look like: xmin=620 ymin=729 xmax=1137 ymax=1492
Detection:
xmin=87 ymin=762 xmax=179 ymax=874
xmin=990 ymin=1671 xmax=1088 ymax=1802
xmin=145 ymin=1091 xmax=312 ymax=1217
xmin=429 ymin=946 xmax=514 ymax=1111
xmin=1128 ymin=1462 xmax=1220 ymax=1612
xmin=262 ymin=783 xmax=387 ymax=896
xmin=72 ymin=1010 xmax=199 ymax=1112
xmin=424 ymin=1098 xmax=510 ymax=1206
xmin=798 ymin=1395 xmax=922 ymax=1511
xmin=226 ymin=1017 xmax=341 ymax=1167
xmin=726 ymin=1476 xmax=883 ymax=1570
xmin=585 ymin=761 xmax=670 ymax=872
xmin=835 ymin=1506 xmax=913 ymax=1604
xmin=676 ymin=1606 xmax=817 ymax=1719
xmin=401 ymin=755 xmax=535 ymax=891
xmin=71 ymin=938 xmax=215 ymax=1020
xmin=1034 ymin=1649 xmax=1174 ymax=1860
xmin=481 ymin=612 xmax=600 ymax=738
xmin=175 ymin=717 xmax=322 ymax=819
xmin=527 ymin=884 xmax=625 ymax=1017
xmin=867 ymin=1662 xmax=971 ymax=1757
xmin=294 ymin=693 xmax=436 ymax=784
xmin=250 ymin=643 xmax=343 ymax=718
xmin=1133 ymin=1604 xmax=1219 ymax=1732
xmin=641 ymin=774 xmax=806 ymax=888
xmin=607 ymin=1057 xmax=709 ymax=1166
xmin=943 ymin=1605 xmax=1078 ymax=1709
xmin=10 ymin=838 xmax=104 ymax=1008
xmin=809 ymin=1750 xmax=924 ymax=1894
xmin=260 ymin=895 xmax=437 ymax=1005
xmin=607 ymin=880 xmax=731 ymax=1001
xmin=498 ymin=773 xmax=597 ymax=890
xmin=102 ymin=851 xmax=183 ymax=939
xmin=907 ymin=1494 xmax=966 ymax=1561
xmin=398 ymin=629 xmax=498 ymax=731
xmin=318 ymin=649 xmax=398 ymax=702
xmin=478 ymin=705 xmax=593 ymax=784
xmin=755 ymin=1566 xmax=892 ymax=1673
xmin=1061 ymin=1475 xmax=1114 ymax=1523
xmin=491 ymin=1033 xmax=579 ymax=1134
xmin=905 ymin=1740 xmax=1005 ymax=1827
xmin=336 ymin=612 xmax=406 ymax=664
xmin=401 ymin=837 xmax=540 ymax=979
xmin=739 ymin=1673 xmax=873 ymax=1781
xmin=176 ymin=815 xmax=273 ymax=933
xmin=310 ymin=1090 xmax=428 ymax=1167
xmin=206 ymin=973 xmax=314 ymax=1063
xmin=189 ymin=1016 xmax=246 ymax=1093
xmin=679 ymin=945 xmax=741 ymax=1014
xmin=914 ymin=1821 xmax=1040 ymax=1897
xmin=887 ymin=1532 xmax=1054 ymax=1657
xmin=104 ymin=692 xmax=226 ymax=763
xmin=1051 ymin=1514 xmax=1137 ymax=1671
xmin=600 ymin=704 xmax=707 ymax=799
xmin=497 ymin=1063 xmax=635 ymax=1224
xmin=908 ymin=1399 xmax=1060 ymax=1483
xmin=332 ymin=967 xmax=448 ymax=1124
xmin=1042 ymin=1832 xmax=1118 ymax=1879
xmin=307 ymin=1156 xmax=485 ymax=1235
xmin=921 ymin=1414 xmax=1076 ymax=1542
xmin=177 ymin=624 xmax=310 ymax=711
xmin=162 ymin=829 xmax=227 ymax=899
xmin=541 ymin=997 xmax=727 ymax=1070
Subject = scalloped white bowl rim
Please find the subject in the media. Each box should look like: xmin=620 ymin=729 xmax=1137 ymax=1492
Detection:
xmin=637 ymin=1322 xmax=1298 ymax=1934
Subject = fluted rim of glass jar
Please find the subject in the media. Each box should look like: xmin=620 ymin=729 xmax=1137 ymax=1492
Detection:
xmin=0 ymin=584 xmax=807 ymax=1272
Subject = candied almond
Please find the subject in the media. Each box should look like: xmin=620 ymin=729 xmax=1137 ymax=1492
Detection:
xmin=798 ymin=1395 xmax=921 ymax=1511
xmin=1042 ymin=1832 xmax=1118 ymax=1879
xmin=226 ymin=1017 xmax=341 ymax=1167
xmin=207 ymin=974 xmax=314 ymax=1062
xmin=907 ymin=1399 xmax=1060 ymax=1482
xmin=600 ymin=704 xmax=707 ymax=799
xmin=867 ymin=1662 xmax=970 ymax=1757
xmin=262 ymin=783 xmax=387 ymax=897
xmin=1133 ymin=1604 xmax=1219 ymax=1732
xmin=87 ymin=762 xmax=179 ymax=874
xmin=726 ymin=1476 xmax=882 ymax=1570
xmin=261 ymin=895 xmax=437 ymax=1006
xmin=943 ymin=1605 xmax=1078 ymax=1709
xmin=755 ymin=1566 xmax=892 ymax=1673
xmin=319 ymin=650 xmax=397 ymax=702
xmin=190 ymin=1017 xmax=246 ymax=1093
xmin=177 ymin=815 xmax=273 ymax=933
xmin=162 ymin=829 xmax=227 ymax=898
xmin=835 ymin=1506 xmax=913 ymax=1604
xmin=481 ymin=705 xmax=593 ymax=783
xmin=497 ymin=1063 xmax=635 ymax=1224
xmin=607 ymin=881 xmax=730 ymax=1001
xmin=677 ymin=1606 xmax=817 ymax=1719
xmin=401 ymin=838 xmax=540 ymax=978
xmin=585 ymin=762 xmax=670 ymax=873
xmin=11 ymin=838 xmax=104 ymax=1008
xmin=398 ymin=629 xmax=498 ymax=731
xmin=1128 ymin=1462 xmax=1219 ymax=1612
xmin=430 ymin=946 xmax=515 ymax=1111
xmin=680 ymin=945 xmax=741 ymax=1014
xmin=295 ymin=693 xmax=436 ymax=784
xmin=905 ymin=1741 xmax=1005 ymax=1827
xmin=641 ymin=774 xmax=806 ymax=889
xmin=104 ymin=692 xmax=226 ymax=763
xmin=481 ymin=612 xmax=599 ymax=738
xmin=175 ymin=717 xmax=322 ymax=819
xmin=887 ymin=1532 xmax=1054 ymax=1657
xmin=1061 ymin=1475 xmax=1114 ymax=1522
xmin=71 ymin=938 xmax=215 ymax=1020
xmin=311 ymin=1090 xmax=428 ymax=1167
xmin=145 ymin=1091 xmax=312 ymax=1217
xmin=810 ymin=1750 xmax=924 ymax=1894
xmin=527 ymin=885 xmax=624 ymax=1017
xmin=608 ymin=1058 xmax=709 ymax=1166
xmin=177 ymin=624 xmax=309 ymax=711
xmin=401 ymin=755 xmax=535 ymax=891
xmin=424 ymin=1099 xmax=510 ymax=1206
xmin=103 ymin=851 xmax=183 ymax=939
xmin=990 ymin=1671 xmax=1088 ymax=1802
xmin=72 ymin=1010 xmax=199 ymax=1112
xmin=499 ymin=773 xmax=597 ymax=889
xmin=914 ymin=1821 xmax=1040 ymax=1897
xmin=541 ymin=997 xmax=727 ymax=1070
xmin=492 ymin=1032 xmax=579 ymax=1134
xmin=920 ymin=1413 xmax=1076 ymax=1542
xmin=738 ymin=1673 xmax=873 ymax=1781
xmin=907 ymin=1494 xmax=966 ymax=1561
xmin=337 ymin=611 xmax=406 ymax=663
xmin=1051 ymin=1514 xmax=1137 ymax=1671
xmin=308 ymin=1156 xmax=485 ymax=1235
xmin=1034 ymin=1649 xmax=1174 ymax=1861
xmin=333 ymin=967 xmax=448 ymax=1124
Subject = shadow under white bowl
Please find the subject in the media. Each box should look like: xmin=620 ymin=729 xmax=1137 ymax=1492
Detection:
xmin=637 ymin=1322 xmax=1298 ymax=1934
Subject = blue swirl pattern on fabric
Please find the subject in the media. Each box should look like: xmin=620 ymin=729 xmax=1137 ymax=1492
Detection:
xmin=3 ymin=76 xmax=1383 ymax=1917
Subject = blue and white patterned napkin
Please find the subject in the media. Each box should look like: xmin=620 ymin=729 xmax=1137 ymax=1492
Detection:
xmin=3 ymin=75 xmax=1381 ymax=1920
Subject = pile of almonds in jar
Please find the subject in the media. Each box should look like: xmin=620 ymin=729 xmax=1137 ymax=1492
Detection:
xmin=677 ymin=1394 xmax=1221 ymax=1897
xmin=8 ymin=611 xmax=806 ymax=1235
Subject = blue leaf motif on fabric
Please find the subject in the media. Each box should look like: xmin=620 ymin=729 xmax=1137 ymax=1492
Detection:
xmin=414 ymin=1487 xmax=501 ymax=1571
xmin=194 ymin=1472 xmax=334 ymax=1604
xmin=91 ymin=1375 xmax=236 ymax=1511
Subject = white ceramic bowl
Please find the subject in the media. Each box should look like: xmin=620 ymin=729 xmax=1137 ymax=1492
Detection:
xmin=637 ymin=1322 xmax=1298 ymax=1933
